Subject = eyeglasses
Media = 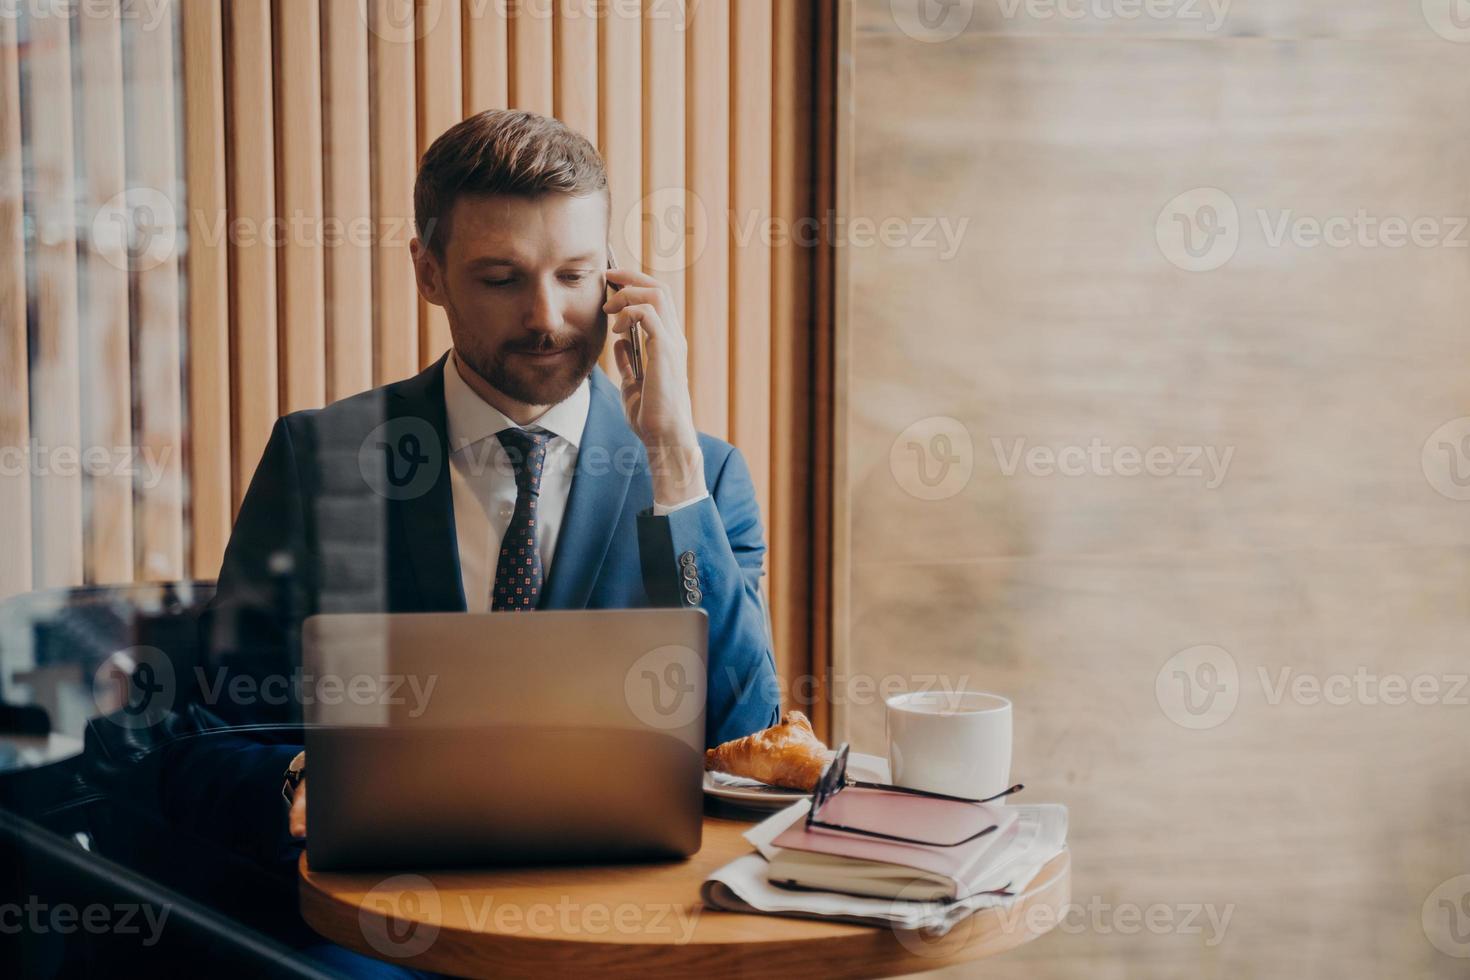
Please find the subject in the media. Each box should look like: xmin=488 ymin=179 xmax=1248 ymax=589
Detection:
xmin=805 ymin=743 xmax=1024 ymax=848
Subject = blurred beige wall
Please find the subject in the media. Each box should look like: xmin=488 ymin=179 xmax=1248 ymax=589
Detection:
xmin=837 ymin=1 xmax=1470 ymax=975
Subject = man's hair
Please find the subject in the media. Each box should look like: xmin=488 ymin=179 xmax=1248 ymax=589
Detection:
xmin=414 ymin=109 xmax=609 ymax=257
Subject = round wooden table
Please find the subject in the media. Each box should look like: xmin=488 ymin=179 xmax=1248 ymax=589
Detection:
xmin=299 ymin=812 xmax=1070 ymax=978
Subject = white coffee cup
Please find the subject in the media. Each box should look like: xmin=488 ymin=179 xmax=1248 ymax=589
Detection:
xmin=885 ymin=690 xmax=1012 ymax=800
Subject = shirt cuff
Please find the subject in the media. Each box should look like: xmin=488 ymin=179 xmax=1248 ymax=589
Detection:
xmin=652 ymin=491 xmax=709 ymax=517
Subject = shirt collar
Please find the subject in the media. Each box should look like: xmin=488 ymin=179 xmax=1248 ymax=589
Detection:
xmin=443 ymin=350 xmax=591 ymax=453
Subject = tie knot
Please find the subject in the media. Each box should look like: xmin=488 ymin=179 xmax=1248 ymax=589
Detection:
xmin=498 ymin=428 xmax=552 ymax=494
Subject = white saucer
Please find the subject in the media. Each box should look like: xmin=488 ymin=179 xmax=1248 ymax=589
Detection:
xmin=703 ymin=751 xmax=890 ymax=810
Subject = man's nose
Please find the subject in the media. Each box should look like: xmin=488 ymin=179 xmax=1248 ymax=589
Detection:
xmin=523 ymin=278 xmax=561 ymax=334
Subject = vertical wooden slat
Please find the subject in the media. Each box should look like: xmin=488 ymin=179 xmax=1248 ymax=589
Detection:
xmin=730 ymin=0 xmax=773 ymax=560
xmin=509 ymin=0 xmax=553 ymax=114
xmin=369 ymin=0 xmax=419 ymax=383
xmin=416 ymin=0 xmax=461 ymax=368
xmin=641 ymin=0 xmax=685 ymax=328
xmin=685 ymin=0 xmax=728 ymax=438
xmin=77 ymin=3 xmax=134 ymax=584
xmin=462 ymin=0 xmax=509 ymax=113
xmin=183 ymin=0 xmax=232 ymax=577
xmin=322 ymin=0 xmax=374 ymax=401
xmin=274 ymin=0 xmax=327 ymax=412
xmin=25 ymin=8 xmax=83 ymax=588
xmin=771 ymin=0 xmax=818 ymax=733
xmin=554 ymin=0 xmax=597 ymax=138
xmin=127 ymin=0 xmax=186 ymax=580
xmin=809 ymin=0 xmax=838 ymax=740
xmin=228 ymin=0 xmax=280 ymax=508
xmin=597 ymin=0 xmax=641 ymax=375
xmin=0 ymin=13 xmax=31 ymax=599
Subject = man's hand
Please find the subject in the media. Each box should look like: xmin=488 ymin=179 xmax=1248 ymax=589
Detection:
xmin=604 ymin=268 xmax=707 ymax=507
xmin=289 ymin=777 xmax=307 ymax=839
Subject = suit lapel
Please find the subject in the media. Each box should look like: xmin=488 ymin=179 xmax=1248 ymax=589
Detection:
xmin=389 ymin=352 xmax=468 ymax=612
xmin=540 ymin=367 xmax=638 ymax=609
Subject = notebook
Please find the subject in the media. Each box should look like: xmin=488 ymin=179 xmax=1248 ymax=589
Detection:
xmin=768 ymin=787 xmax=1019 ymax=901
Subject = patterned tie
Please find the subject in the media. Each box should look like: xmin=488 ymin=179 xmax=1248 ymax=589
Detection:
xmin=491 ymin=428 xmax=552 ymax=612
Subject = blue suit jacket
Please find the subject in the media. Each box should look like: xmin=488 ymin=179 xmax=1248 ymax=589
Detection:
xmin=159 ymin=354 xmax=780 ymax=861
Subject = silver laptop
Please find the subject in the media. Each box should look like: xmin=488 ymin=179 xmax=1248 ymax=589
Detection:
xmin=301 ymin=609 xmax=708 ymax=871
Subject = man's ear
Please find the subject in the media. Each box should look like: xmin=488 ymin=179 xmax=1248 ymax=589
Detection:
xmin=410 ymin=238 xmax=446 ymax=308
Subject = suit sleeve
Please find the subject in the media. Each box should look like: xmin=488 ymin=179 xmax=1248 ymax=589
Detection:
xmin=157 ymin=418 xmax=308 ymax=865
xmin=636 ymin=445 xmax=782 ymax=747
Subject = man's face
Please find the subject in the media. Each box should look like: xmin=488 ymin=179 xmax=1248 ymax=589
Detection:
xmin=422 ymin=191 xmax=609 ymax=406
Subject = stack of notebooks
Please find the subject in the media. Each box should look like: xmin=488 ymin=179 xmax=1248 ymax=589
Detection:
xmin=700 ymin=788 xmax=1068 ymax=935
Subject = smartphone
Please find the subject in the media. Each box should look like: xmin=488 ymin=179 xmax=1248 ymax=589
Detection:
xmin=606 ymin=243 xmax=642 ymax=382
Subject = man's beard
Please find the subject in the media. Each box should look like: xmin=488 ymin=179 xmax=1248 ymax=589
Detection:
xmin=455 ymin=320 xmax=605 ymax=407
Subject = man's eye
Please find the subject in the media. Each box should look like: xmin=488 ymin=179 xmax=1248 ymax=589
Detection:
xmin=481 ymin=278 xmax=514 ymax=287
xmin=560 ymin=273 xmax=591 ymax=284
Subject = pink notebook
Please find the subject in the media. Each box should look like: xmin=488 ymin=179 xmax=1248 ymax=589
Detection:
xmin=769 ymin=788 xmax=1019 ymax=900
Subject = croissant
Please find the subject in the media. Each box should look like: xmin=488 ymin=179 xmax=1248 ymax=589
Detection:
xmin=704 ymin=710 xmax=834 ymax=791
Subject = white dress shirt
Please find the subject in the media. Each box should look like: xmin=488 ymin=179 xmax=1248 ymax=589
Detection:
xmin=442 ymin=353 xmax=706 ymax=613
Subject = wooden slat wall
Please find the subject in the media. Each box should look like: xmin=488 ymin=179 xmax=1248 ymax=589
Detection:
xmin=274 ymin=0 xmax=328 ymax=414
xmin=0 ymin=13 xmax=29 ymax=599
xmin=184 ymin=0 xmax=233 ymax=578
xmin=640 ymin=0 xmax=685 ymax=329
xmin=771 ymin=0 xmax=827 ymax=733
xmin=462 ymin=0 xmax=508 ymax=114
xmin=24 ymin=10 xmax=83 ymax=589
xmin=369 ymin=0 xmax=420 ymax=384
xmin=597 ymin=0 xmax=641 ymax=379
xmin=730 ymin=0 xmax=773 ymax=552
xmin=226 ymin=0 xmax=280 ymax=509
xmin=686 ymin=0 xmax=730 ymax=440
xmin=128 ymin=0 xmax=187 ymax=582
xmin=321 ymin=0 xmax=374 ymax=402
xmin=5 ymin=0 xmax=836 ymax=727
xmin=510 ymin=0 xmax=554 ymax=115
xmin=416 ymin=0 xmax=461 ymax=367
xmin=76 ymin=6 xmax=134 ymax=585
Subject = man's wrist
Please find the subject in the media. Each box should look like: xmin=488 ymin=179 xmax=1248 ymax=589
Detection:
xmin=647 ymin=438 xmax=706 ymax=507
xmin=281 ymin=750 xmax=306 ymax=806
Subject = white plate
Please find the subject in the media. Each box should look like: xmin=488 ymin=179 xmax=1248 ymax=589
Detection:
xmin=703 ymin=751 xmax=890 ymax=810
